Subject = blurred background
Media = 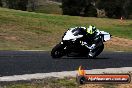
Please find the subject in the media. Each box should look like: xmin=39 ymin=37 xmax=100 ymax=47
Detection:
xmin=0 ymin=0 xmax=132 ymax=19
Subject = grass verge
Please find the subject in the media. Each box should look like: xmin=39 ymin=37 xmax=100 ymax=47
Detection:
xmin=0 ymin=76 xmax=132 ymax=88
xmin=0 ymin=77 xmax=78 ymax=88
xmin=34 ymin=2 xmax=62 ymax=14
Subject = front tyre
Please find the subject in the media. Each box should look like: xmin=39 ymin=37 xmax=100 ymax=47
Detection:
xmin=51 ymin=43 xmax=65 ymax=58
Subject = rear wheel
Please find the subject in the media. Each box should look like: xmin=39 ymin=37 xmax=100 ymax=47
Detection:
xmin=93 ymin=44 xmax=104 ymax=58
xmin=51 ymin=43 xmax=65 ymax=58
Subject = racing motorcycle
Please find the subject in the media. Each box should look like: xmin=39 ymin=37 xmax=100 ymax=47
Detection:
xmin=51 ymin=27 xmax=111 ymax=58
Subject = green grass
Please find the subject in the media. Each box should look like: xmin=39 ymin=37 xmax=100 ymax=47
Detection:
xmin=34 ymin=2 xmax=62 ymax=14
xmin=103 ymin=24 xmax=132 ymax=39
xmin=0 ymin=77 xmax=78 ymax=88
xmin=0 ymin=7 xmax=132 ymax=50
xmin=102 ymin=84 xmax=118 ymax=88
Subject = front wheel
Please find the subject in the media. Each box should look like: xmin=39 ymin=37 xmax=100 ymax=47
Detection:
xmin=51 ymin=43 xmax=65 ymax=58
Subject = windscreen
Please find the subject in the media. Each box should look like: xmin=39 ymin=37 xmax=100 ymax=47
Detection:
xmin=71 ymin=28 xmax=83 ymax=36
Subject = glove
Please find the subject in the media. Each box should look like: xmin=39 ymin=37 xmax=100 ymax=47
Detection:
xmin=89 ymin=44 xmax=96 ymax=50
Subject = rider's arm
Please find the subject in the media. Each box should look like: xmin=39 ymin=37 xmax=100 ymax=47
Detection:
xmin=96 ymin=29 xmax=100 ymax=36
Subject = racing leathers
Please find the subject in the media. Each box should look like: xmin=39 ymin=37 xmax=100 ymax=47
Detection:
xmin=71 ymin=27 xmax=100 ymax=57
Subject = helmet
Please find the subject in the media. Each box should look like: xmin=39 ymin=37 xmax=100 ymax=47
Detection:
xmin=87 ymin=25 xmax=96 ymax=34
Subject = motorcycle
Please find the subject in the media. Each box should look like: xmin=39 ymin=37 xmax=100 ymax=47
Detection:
xmin=51 ymin=27 xmax=111 ymax=58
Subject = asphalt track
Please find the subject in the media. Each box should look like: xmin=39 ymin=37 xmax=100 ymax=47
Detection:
xmin=0 ymin=51 xmax=131 ymax=77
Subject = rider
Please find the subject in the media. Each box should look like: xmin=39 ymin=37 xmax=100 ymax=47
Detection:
xmin=85 ymin=25 xmax=100 ymax=50
xmin=71 ymin=25 xmax=100 ymax=57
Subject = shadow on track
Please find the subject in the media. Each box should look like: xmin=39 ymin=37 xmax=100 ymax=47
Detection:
xmin=59 ymin=57 xmax=109 ymax=60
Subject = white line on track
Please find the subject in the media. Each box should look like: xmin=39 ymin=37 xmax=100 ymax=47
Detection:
xmin=0 ymin=67 xmax=132 ymax=82
xmin=114 ymin=51 xmax=125 ymax=52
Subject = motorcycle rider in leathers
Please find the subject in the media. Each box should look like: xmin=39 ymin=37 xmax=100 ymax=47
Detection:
xmin=70 ymin=25 xmax=100 ymax=57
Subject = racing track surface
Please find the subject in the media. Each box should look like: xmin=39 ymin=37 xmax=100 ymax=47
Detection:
xmin=0 ymin=51 xmax=131 ymax=77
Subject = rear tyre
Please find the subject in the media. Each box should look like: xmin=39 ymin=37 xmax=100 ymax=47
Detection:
xmin=51 ymin=43 xmax=65 ymax=58
xmin=93 ymin=44 xmax=104 ymax=58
